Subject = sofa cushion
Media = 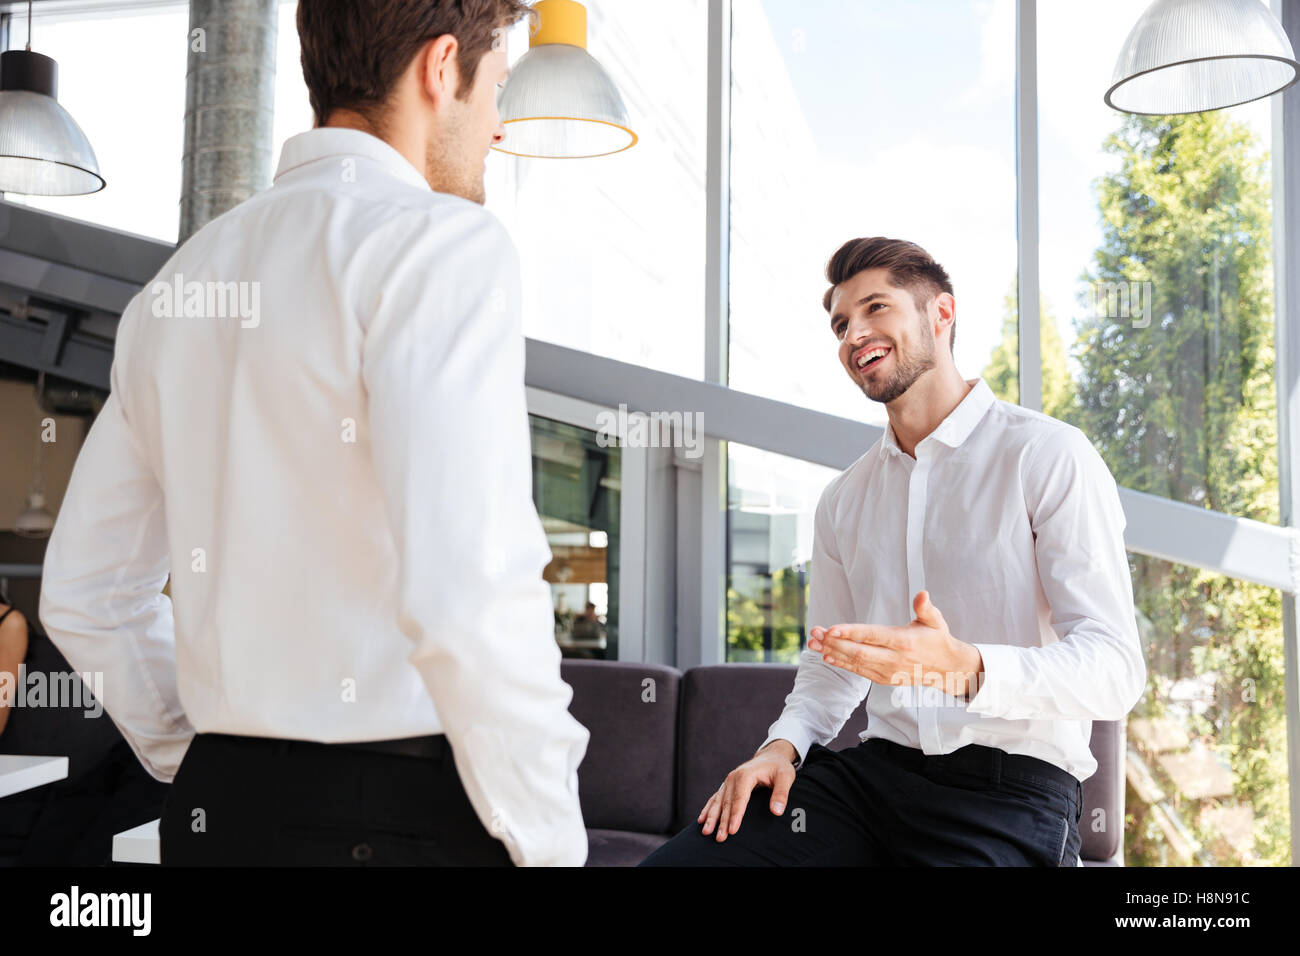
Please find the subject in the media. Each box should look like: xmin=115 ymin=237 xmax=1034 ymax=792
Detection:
xmin=1081 ymin=718 xmax=1125 ymax=863
xmin=676 ymin=664 xmax=862 ymax=831
xmin=585 ymin=828 xmax=668 ymax=867
xmin=562 ymin=660 xmax=681 ymax=834
xmin=677 ymin=663 xmax=1123 ymax=864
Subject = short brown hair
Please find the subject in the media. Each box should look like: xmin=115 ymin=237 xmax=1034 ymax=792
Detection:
xmin=822 ymin=237 xmax=956 ymax=352
xmin=297 ymin=0 xmax=534 ymax=129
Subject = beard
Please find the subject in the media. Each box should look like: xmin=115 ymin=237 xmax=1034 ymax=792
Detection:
xmin=857 ymin=315 xmax=937 ymax=404
xmin=424 ymin=110 xmax=486 ymax=205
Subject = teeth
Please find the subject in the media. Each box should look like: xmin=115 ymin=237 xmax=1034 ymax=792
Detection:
xmin=856 ymin=347 xmax=889 ymax=368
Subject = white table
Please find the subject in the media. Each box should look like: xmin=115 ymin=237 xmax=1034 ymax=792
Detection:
xmin=112 ymin=818 xmax=160 ymax=865
xmin=0 ymin=754 xmax=68 ymax=798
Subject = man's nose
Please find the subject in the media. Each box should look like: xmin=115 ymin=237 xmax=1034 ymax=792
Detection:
xmin=845 ymin=315 xmax=873 ymax=345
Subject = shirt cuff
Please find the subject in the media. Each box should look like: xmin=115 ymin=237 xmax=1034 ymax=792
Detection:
xmin=965 ymin=642 xmax=1026 ymax=719
xmin=760 ymin=718 xmax=817 ymax=768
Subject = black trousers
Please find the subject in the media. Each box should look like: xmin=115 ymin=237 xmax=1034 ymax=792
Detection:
xmin=640 ymin=737 xmax=1084 ymax=866
xmin=160 ymin=732 xmax=512 ymax=866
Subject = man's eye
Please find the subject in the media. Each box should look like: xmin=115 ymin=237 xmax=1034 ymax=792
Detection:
xmin=835 ymin=323 xmax=847 ymax=338
xmin=869 ymin=303 xmax=885 ymax=312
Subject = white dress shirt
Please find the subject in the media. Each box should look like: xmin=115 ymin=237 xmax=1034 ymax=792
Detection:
xmin=39 ymin=127 xmax=590 ymax=866
xmin=762 ymin=377 xmax=1146 ymax=782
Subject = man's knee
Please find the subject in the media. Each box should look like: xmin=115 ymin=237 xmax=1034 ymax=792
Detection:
xmin=637 ymin=824 xmax=719 ymax=866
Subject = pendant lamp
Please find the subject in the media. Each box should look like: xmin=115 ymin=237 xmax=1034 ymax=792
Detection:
xmin=1106 ymin=0 xmax=1299 ymax=114
xmin=492 ymin=0 xmax=637 ymax=158
xmin=0 ymin=3 xmax=105 ymax=195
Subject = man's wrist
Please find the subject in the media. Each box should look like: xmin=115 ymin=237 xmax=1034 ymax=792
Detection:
xmin=958 ymin=642 xmax=984 ymax=699
xmin=757 ymin=738 xmax=799 ymax=765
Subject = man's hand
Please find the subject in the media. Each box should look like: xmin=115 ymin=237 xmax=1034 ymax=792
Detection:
xmin=809 ymin=590 xmax=984 ymax=699
xmin=697 ymin=739 xmax=798 ymax=842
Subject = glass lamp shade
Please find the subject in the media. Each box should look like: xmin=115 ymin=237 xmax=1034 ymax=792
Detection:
xmin=1106 ymin=0 xmax=1300 ymax=114
xmin=13 ymin=491 xmax=53 ymax=538
xmin=0 ymin=51 xmax=105 ymax=196
xmin=494 ymin=43 xmax=637 ymax=159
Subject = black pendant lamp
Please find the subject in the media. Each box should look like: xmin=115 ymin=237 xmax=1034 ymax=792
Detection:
xmin=0 ymin=2 xmax=104 ymax=196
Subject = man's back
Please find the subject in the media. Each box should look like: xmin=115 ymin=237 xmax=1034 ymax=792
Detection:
xmin=40 ymin=128 xmax=590 ymax=866
xmin=119 ymin=132 xmax=484 ymax=742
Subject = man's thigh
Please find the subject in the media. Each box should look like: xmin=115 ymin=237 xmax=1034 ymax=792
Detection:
xmin=886 ymin=762 xmax=1083 ymax=867
xmin=639 ymin=744 xmax=892 ymax=866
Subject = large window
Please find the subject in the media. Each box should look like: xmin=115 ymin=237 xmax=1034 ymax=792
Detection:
xmin=726 ymin=443 xmax=836 ymax=663
xmin=530 ymin=415 xmax=621 ymax=661
xmin=718 ymin=0 xmax=1294 ymax=866
xmin=1033 ymin=2 xmax=1288 ymax=865
xmin=724 ymin=0 xmax=1018 ymax=665
xmin=1126 ymin=556 xmax=1288 ymax=866
xmin=728 ymin=0 xmax=1018 ymax=426
xmin=1035 ymin=0 xmax=1279 ymax=524
xmin=485 ymin=1 xmax=709 ymax=379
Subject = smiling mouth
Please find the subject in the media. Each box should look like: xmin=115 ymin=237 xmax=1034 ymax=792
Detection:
xmin=855 ymin=347 xmax=892 ymax=372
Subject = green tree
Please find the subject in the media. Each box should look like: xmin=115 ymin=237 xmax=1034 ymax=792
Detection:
xmin=1063 ymin=112 xmax=1284 ymax=866
xmin=728 ymin=565 xmax=807 ymax=664
xmin=982 ymin=283 xmax=1074 ymax=420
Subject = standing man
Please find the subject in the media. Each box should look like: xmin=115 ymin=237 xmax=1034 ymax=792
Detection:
xmin=40 ymin=0 xmax=590 ymax=866
xmin=642 ymin=237 xmax=1146 ymax=866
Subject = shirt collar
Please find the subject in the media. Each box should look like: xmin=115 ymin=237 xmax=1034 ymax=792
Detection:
xmin=880 ymin=377 xmax=995 ymax=459
xmin=273 ymin=127 xmax=431 ymax=192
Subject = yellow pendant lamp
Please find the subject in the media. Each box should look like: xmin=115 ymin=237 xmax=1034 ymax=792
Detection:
xmin=492 ymin=0 xmax=637 ymax=159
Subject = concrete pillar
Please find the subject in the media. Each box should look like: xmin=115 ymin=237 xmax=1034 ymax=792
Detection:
xmin=179 ymin=0 xmax=278 ymax=242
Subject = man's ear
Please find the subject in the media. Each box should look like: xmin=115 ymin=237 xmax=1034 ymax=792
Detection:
xmin=416 ymin=34 xmax=461 ymax=111
xmin=934 ymin=292 xmax=955 ymax=338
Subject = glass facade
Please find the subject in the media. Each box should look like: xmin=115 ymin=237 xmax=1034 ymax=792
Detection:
xmin=729 ymin=0 xmax=1018 ymax=425
xmin=726 ymin=443 xmax=837 ymax=663
xmin=485 ymin=1 xmax=709 ymax=379
xmin=529 ymin=415 xmax=620 ymax=661
xmin=1036 ymin=0 xmax=1279 ymax=523
xmin=1034 ymin=6 xmax=1289 ymax=861
xmin=1126 ymin=555 xmax=1289 ymax=866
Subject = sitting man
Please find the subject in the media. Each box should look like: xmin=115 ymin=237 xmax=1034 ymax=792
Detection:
xmin=641 ymin=237 xmax=1146 ymax=866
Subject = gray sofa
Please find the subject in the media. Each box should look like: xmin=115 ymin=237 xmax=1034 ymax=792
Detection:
xmin=562 ymin=660 xmax=1125 ymax=866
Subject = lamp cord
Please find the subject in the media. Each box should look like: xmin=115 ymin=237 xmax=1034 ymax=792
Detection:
xmin=29 ymin=370 xmax=46 ymax=498
xmin=26 ymin=0 xmax=33 ymax=51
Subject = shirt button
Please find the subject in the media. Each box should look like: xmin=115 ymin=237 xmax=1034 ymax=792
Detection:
xmin=351 ymin=842 xmax=373 ymax=862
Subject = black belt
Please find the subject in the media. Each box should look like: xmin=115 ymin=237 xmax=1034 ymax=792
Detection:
xmin=335 ymin=735 xmax=448 ymax=760
xmin=198 ymin=732 xmax=448 ymax=760
xmin=865 ymin=738 xmax=1084 ymax=821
